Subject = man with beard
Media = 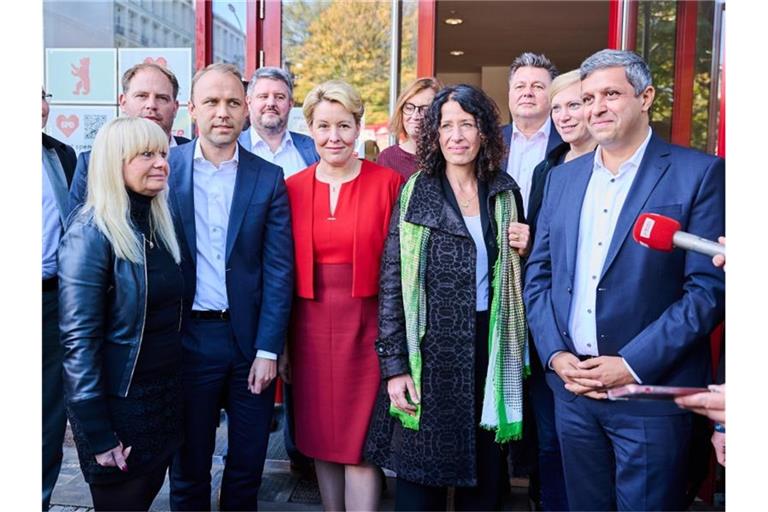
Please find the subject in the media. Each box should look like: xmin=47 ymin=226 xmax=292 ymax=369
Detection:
xmin=68 ymin=62 xmax=189 ymax=212
xmin=238 ymin=67 xmax=318 ymax=178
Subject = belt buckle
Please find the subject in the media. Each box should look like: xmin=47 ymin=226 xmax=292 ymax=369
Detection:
xmin=219 ymin=310 xmax=227 ymax=320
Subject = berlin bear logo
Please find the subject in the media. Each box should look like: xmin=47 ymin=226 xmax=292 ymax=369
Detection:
xmin=71 ymin=57 xmax=91 ymax=96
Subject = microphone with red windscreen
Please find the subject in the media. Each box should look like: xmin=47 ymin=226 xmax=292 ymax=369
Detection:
xmin=632 ymin=213 xmax=725 ymax=258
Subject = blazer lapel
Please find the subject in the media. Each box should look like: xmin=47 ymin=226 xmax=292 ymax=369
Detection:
xmin=42 ymin=147 xmax=70 ymax=224
xmin=171 ymin=142 xmax=197 ymax=265
xmin=564 ymin=160 xmax=594 ymax=280
xmin=600 ymin=135 xmax=671 ymax=280
xmin=225 ymin=145 xmax=259 ymax=262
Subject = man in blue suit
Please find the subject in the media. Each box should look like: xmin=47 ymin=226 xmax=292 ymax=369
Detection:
xmin=524 ymin=49 xmax=725 ymax=510
xmin=167 ymin=63 xmax=293 ymax=511
xmin=239 ymin=66 xmax=319 ymax=178
xmin=68 ymin=62 xmax=190 ymax=212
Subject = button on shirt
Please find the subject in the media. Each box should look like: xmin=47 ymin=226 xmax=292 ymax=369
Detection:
xmin=567 ymin=128 xmax=652 ymax=382
xmin=192 ymin=141 xmax=238 ymax=311
xmin=505 ymin=118 xmax=552 ymax=215
xmin=248 ymin=127 xmax=307 ymax=178
xmin=42 ymin=151 xmax=61 ymax=279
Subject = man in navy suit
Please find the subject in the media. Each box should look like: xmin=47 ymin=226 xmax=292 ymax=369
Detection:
xmin=502 ymin=51 xmax=568 ymax=511
xmin=524 ymin=49 xmax=725 ymax=510
xmin=239 ymin=66 xmax=319 ymax=177
xmin=167 ymin=63 xmax=293 ymax=511
xmin=68 ymin=62 xmax=190 ymax=212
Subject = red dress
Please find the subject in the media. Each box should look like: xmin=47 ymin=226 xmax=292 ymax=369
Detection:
xmin=287 ymin=161 xmax=404 ymax=464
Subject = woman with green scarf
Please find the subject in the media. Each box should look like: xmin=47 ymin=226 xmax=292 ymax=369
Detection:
xmin=365 ymin=84 xmax=530 ymax=510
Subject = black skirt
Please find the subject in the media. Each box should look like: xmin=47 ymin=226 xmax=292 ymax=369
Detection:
xmin=68 ymin=371 xmax=183 ymax=485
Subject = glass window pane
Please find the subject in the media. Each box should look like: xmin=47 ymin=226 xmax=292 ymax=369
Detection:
xmin=635 ymin=0 xmax=677 ymax=143
xmin=212 ymin=0 xmax=247 ymax=75
xmin=691 ymin=1 xmax=715 ymax=151
xmin=281 ymin=0 xmax=419 ymax=152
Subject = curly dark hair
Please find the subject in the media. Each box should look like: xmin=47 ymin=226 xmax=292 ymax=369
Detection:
xmin=416 ymin=84 xmax=506 ymax=181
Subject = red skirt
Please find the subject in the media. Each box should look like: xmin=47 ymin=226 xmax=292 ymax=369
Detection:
xmin=291 ymin=264 xmax=380 ymax=464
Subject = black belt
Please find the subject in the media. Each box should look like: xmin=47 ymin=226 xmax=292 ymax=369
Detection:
xmin=577 ymin=355 xmax=595 ymax=362
xmin=43 ymin=277 xmax=58 ymax=292
xmin=191 ymin=309 xmax=230 ymax=320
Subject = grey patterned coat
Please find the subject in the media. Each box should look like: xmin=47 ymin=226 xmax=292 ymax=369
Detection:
xmin=364 ymin=170 xmax=524 ymax=486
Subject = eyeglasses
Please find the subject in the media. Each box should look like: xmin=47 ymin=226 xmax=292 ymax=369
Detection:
xmin=402 ymin=102 xmax=430 ymax=116
xmin=42 ymin=93 xmax=53 ymax=101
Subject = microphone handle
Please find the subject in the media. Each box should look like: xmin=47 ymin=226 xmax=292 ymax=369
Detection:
xmin=673 ymin=231 xmax=726 ymax=258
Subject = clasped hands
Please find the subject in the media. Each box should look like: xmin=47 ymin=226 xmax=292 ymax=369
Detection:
xmin=551 ymin=352 xmax=636 ymax=400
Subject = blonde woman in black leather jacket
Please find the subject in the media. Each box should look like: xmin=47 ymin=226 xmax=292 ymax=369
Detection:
xmin=58 ymin=117 xmax=183 ymax=511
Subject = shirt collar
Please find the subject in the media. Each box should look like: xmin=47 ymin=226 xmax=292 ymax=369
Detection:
xmin=593 ymin=127 xmax=653 ymax=177
xmin=511 ymin=117 xmax=551 ymax=140
xmin=249 ymin=126 xmax=293 ymax=152
xmin=193 ymin=138 xmax=240 ymax=166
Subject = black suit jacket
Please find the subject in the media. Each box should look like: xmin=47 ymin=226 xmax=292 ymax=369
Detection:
xmin=42 ymin=133 xmax=76 ymax=187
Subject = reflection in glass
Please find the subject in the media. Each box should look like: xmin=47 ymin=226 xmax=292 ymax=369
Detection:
xmin=282 ymin=0 xmax=419 ymax=149
xmin=212 ymin=0 xmax=247 ymax=74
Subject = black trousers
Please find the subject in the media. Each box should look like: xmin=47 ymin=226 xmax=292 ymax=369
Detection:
xmin=395 ymin=311 xmax=506 ymax=511
xmin=89 ymin=458 xmax=169 ymax=511
xmin=42 ymin=289 xmax=67 ymax=510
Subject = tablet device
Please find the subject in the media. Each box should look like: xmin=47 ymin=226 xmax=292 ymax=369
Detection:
xmin=607 ymin=384 xmax=709 ymax=401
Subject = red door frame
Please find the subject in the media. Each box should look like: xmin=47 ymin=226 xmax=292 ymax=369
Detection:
xmin=417 ymin=0 xmax=436 ymax=77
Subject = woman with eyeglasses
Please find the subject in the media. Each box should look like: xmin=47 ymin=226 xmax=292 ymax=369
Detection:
xmin=377 ymin=77 xmax=442 ymax=179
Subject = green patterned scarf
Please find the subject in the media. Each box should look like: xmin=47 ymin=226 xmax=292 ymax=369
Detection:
xmin=390 ymin=173 xmax=529 ymax=442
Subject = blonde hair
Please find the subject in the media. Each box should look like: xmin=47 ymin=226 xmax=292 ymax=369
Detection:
xmin=302 ymin=80 xmax=364 ymax=126
xmin=84 ymin=117 xmax=181 ymax=264
xmin=388 ymin=77 xmax=442 ymax=140
xmin=549 ymin=69 xmax=581 ymax=103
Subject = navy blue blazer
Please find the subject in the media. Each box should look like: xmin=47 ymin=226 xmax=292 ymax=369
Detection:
xmin=237 ymin=129 xmax=319 ymax=169
xmin=168 ymin=141 xmax=294 ymax=359
xmin=523 ymin=134 xmax=725 ymax=414
xmin=68 ymin=135 xmax=190 ymax=215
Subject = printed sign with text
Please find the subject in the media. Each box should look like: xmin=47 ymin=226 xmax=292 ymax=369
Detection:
xmin=118 ymin=48 xmax=193 ymax=104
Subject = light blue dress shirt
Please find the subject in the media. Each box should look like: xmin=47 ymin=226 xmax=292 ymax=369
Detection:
xmin=247 ymin=127 xmax=307 ymax=178
xmin=42 ymin=151 xmax=61 ymax=279
xmin=567 ymin=128 xmax=653 ymax=382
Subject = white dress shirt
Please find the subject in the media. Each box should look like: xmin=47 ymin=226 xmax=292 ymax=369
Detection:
xmin=505 ymin=118 xmax=552 ymax=215
xmin=192 ymin=140 xmax=238 ymax=312
xmin=248 ymin=127 xmax=307 ymax=178
xmin=566 ymin=128 xmax=653 ymax=382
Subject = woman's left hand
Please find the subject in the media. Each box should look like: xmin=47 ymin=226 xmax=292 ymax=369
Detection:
xmin=508 ymin=222 xmax=530 ymax=257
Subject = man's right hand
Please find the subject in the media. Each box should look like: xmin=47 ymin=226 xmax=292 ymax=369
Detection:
xmin=551 ymin=352 xmax=607 ymax=400
xmin=387 ymin=374 xmax=420 ymax=416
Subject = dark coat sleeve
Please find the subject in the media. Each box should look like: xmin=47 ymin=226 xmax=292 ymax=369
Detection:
xmin=68 ymin=152 xmax=90 ymax=216
xmin=375 ymin=198 xmax=411 ymax=379
xmin=58 ymin=219 xmax=119 ymax=453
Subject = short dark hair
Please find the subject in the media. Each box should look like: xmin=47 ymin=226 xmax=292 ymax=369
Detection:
xmin=417 ymin=84 xmax=505 ymax=182
xmin=122 ymin=63 xmax=180 ymax=100
xmin=508 ymin=52 xmax=559 ymax=82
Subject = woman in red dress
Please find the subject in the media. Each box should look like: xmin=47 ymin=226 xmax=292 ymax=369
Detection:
xmin=284 ymin=80 xmax=404 ymax=511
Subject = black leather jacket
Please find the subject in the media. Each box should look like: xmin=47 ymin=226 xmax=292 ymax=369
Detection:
xmin=58 ymin=210 xmax=150 ymax=451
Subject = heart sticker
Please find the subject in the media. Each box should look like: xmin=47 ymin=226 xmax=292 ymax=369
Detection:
xmin=144 ymin=56 xmax=168 ymax=67
xmin=56 ymin=115 xmax=79 ymax=138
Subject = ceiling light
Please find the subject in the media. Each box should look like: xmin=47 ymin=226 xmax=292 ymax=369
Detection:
xmin=445 ymin=17 xmax=463 ymax=25
xmin=450 ymin=50 xmax=464 ymax=56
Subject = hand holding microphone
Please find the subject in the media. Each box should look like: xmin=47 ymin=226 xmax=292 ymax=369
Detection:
xmin=632 ymin=213 xmax=725 ymax=258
